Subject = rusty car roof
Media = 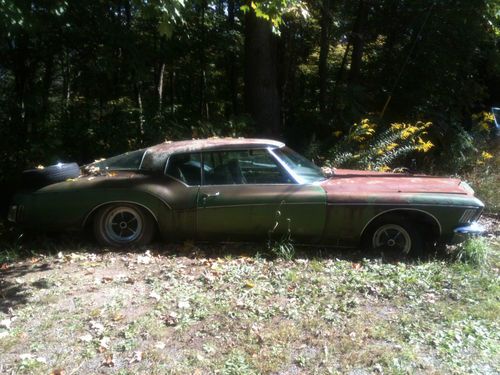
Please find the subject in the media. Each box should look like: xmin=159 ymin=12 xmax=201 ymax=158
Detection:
xmin=146 ymin=138 xmax=285 ymax=155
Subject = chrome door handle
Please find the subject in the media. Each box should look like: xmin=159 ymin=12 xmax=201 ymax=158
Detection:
xmin=201 ymin=192 xmax=220 ymax=199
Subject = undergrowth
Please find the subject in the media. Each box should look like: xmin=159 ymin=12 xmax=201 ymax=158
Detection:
xmin=456 ymin=237 xmax=492 ymax=268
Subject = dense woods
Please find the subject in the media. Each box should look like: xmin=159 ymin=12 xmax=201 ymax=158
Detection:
xmin=0 ymin=0 xmax=499 ymax=183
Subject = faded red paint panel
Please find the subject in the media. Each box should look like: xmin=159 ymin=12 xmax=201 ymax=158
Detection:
xmin=321 ymin=171 xmax=468 ymax=203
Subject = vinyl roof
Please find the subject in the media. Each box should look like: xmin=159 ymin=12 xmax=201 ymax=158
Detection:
xmin=146 ymin=137 xmax=285 ymax=155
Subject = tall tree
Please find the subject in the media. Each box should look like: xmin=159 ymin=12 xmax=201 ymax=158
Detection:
xmin=244 ymin=10 xmax=280 ymax=136
xmin=318 ymin=0 xmax=331 ymax=116
xmin=348 ymin=0 xmax=368 ymax=85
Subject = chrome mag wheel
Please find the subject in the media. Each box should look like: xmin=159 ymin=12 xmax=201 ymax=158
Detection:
xmin=372 ymin=223 xmax=412 ymax=254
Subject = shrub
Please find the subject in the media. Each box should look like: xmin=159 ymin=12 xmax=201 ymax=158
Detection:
xmin=324 ymin=118 xmax=434 ymax=171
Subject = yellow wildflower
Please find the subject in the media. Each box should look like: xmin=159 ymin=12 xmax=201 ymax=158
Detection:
xmin=401 ymin=126 xmax=418 ymax=139
xmin=480 ymin=122 xmax=490 ymax=131
xmin=386 ymin=143 xmax=398 ymax=151
xmin=378 ymin=165 xmax=391 ymax=172
xmin=481 ymin=151 xmax=493 ymax=160
xmin=333 ymin=130 xmax=343 ymax=137
xmin=415 ymin=140 xmax=434 ymax=152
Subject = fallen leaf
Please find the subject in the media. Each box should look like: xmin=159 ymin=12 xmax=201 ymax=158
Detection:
xmin=112 ymin=313 xmax=124 ymax=322
xmin=101 ymin=353 xmax=114 ymax=367
xmin=90 ymin=321 xmax=105 ymax=336
xmin=0 ymin=318 xmax=12 ymax=329
xmin=137 ymin=253 xmax=152 ymax=264
xmin=162 ymin=312 xmax=178 ymax=326
xmin=99 ymin=336 xmax=111 ymax=350
xmin=50 ymin=369 xmax=65 ymax=375
xmin=128 ymin=351 xmax=142 ymax=363
xmin=149 ymin=291 xmax=161 ymax=302
xmin=101 ymin=276 xmax=114 ymax=283
xmin=244 ymin=281 xmax=255 ymax=288
xmin=155 ymin=341 xmax=166 ymax=349
xmin=79 ymin=334 xmax=93 ymax=343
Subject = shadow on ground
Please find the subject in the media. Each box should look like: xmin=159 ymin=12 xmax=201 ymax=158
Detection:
xmin=0 ymin=262 xmax=53 ymax=313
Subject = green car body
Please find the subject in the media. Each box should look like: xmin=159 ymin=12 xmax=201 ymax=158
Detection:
xmin=8 ymin=138 xmax=484 ymax=252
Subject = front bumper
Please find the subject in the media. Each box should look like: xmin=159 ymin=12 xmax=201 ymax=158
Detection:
xmin=451 ymin=222 xmax=485 ymax=243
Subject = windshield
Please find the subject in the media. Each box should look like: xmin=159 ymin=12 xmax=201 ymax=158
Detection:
xmin=273 ymin=147 xmax=325 ymax=183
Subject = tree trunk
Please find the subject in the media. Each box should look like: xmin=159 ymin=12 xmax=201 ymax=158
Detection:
xmin=226 ymin=0 xmax=238 ymax=115
xmin=136 ymin=83 xmax=145 ymax=139
xmin=244 ymin=11 xmax=280 ymax=136
xmin=199 ymin=0 xmax=208 ymax=119
xmin=169 ymin=69 xmax=175 ymax=115
xmin=348 ymin=0 xmax=368 ymax=85
xmin=157 ymin=62 xmax=165 ymax=113
xmin=318 ymin=0 xmax=331 ymax=116
xmin=40 ymin=56 xmax=54 ymax=125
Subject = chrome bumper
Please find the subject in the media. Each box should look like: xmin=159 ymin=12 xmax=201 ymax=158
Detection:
xmin=451 ymin=222 xmax=485 ymax=243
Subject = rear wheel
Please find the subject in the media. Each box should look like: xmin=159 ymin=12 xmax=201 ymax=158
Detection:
xmin=93 ymin=204 xmax=154 ymax=247
xmin=364 ymin=217 xmax=423 ymax=257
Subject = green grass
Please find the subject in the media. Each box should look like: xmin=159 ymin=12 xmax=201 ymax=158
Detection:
xmin=456 ymin=237 xmax=492 ymax=268
xmin=0 ymin=241 xmax=498 ymax=374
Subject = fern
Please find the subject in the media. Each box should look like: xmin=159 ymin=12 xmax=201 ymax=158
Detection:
xmin=326 ymin=119 xmax=434 ymax=171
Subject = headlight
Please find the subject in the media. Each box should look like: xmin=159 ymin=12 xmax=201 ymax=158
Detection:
xmin=7 ymin=205 xmax=17 ymax=223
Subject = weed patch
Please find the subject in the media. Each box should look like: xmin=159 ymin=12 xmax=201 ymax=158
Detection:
xmin=0 ymin=223 xmax=498 ymax=374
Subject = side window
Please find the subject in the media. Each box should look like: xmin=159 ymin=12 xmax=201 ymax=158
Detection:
xmin=202 ymin=149 xmax=292 ymax=185
xmin=165 ymin=153 xmax=202 ymax=185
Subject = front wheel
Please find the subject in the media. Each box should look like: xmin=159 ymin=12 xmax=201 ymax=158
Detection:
xmin=365 ymin=219 xmax=423 ymax=257
xmin=93 ymin=204 xmax=155 ymax=247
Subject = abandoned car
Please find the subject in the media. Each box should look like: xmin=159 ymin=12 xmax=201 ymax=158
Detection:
xmin=8 ymin=138 xmax=484 ymax=255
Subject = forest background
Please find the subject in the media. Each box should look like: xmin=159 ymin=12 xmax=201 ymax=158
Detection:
xmin=1 ymin=0 xmax=499 ymax=212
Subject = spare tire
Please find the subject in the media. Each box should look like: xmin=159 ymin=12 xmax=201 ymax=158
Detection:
xmin=22 ymin=162 xmax=81 ymax=189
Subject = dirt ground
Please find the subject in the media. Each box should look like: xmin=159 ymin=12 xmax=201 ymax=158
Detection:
xmin=0 ymin=216 xmax=498 ymax=374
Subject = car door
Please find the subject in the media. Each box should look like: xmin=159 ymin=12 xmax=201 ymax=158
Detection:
xmin=196 ymin=148 xmax=326 ymax=242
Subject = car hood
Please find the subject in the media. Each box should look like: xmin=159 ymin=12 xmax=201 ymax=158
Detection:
xmin=320 ymin=169 xmax=473 ymax=202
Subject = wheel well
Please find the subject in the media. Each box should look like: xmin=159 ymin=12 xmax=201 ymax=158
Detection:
xmin=82 ymin=202 xmax=159 ymax=234
xmin=361 ymin=209 xmax=441 ymax=244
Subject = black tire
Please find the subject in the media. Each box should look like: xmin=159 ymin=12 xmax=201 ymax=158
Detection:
xmin=93 ymin=204 xmax=155 ymax=247
xmin=363 ymin=216 xmax=423 ymax=257
xmin=22 ymin=162 xmax=80 ymax=189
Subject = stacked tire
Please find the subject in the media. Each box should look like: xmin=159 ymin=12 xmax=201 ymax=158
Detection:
xmin=21 ymin=163 xmax=81 ymax=189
